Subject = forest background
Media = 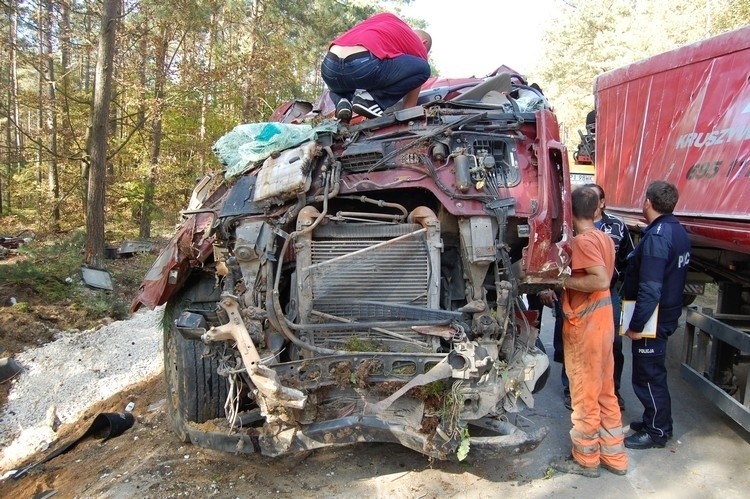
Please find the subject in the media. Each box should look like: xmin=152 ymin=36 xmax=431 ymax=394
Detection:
xmin=0 ymin=0 xmax=748 ymax=266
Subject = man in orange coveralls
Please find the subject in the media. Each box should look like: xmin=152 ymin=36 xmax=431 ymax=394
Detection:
xmin=550 ymin=187 xmax=628 ymax=478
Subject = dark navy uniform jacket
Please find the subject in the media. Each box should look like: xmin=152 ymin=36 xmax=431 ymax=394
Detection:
xmin=621 ymin=214 xmax=691 ymax=338
xmin=595 ymin=211 xmax=635 ymax=285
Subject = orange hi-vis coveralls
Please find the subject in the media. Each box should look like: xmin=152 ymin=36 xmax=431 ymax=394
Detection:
xmin=562 ymin=229 xmax=628 ymax=472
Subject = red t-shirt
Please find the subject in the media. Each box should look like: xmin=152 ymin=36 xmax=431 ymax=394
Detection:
xmin=568 ymin=229 xmax=615 ymax=310
xmin=331 ymin=12 xmax=428 ymax=60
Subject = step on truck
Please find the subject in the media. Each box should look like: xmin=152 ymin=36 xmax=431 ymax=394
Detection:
xmin=131 ymin=70 xmax=573 ymax=460
xmin=593 ymin=25 xmax=750 ymax=432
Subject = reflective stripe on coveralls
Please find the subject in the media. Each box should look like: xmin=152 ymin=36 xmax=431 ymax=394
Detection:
xmin=563 ymin=292 xmax=628 ymax=471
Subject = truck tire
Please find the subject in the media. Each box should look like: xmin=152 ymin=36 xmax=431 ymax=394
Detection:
xmin=164 ymin=273 xmax=227 ymax=442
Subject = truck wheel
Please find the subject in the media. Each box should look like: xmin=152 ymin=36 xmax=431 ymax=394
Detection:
xmin=164 ymin=274 xmax=227 ymax=442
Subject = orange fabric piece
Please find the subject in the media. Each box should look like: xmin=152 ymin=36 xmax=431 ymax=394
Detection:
xmin=562 ymin=230 xmax=628 ymax=471
xmin=567 ymin=229 xmax=615 ymax=310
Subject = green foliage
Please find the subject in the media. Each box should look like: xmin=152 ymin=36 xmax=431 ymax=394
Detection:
xmin=0 ymin=231 xmax=154 ymax=322
xmin=422 ymin=379 xmax=449 ymax=397
xmin=343 ymin=337 xmax=386 ymax=352
xmin=1 ymin=231 xmax=88 ymax=300
xmin=534 ymin=0 xmax=748 ymax=150
xmin=456 ymin=426 xmax=471 ymax=461
xmin=12 ymin=302 xmax=30 ymax=313
xmin=0 ymin=0 xmax=418 ymax=236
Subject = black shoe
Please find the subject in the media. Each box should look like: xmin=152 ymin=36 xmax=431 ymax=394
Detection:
xmin=629 ymin=421 xmax=645 ymax=432
xmin=352 ymin=95 xmax=383 ymax=119
xmin=336 ymin=98 xmax=352 ymax=122
xmin=624 ymin=430 xmax=666 ymax=449
xmin=629 ymin=421 xmax=672 ymax=439
xmin=563 ymin=390 xmax=572 ymax=411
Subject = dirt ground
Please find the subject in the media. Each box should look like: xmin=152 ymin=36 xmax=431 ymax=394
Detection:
xmin=0 ymin=253 xmax=134 ymax=410
xmin=0 ymin=252 xmax=534 ymax=499
xmin=0 ymin=373 xmax=532 ymax=499
xmin=2 ymin=254 xmax=748 ymax=498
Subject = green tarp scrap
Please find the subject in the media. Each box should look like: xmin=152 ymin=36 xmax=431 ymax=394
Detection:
xmin=213 ymin=121 xmax=338 ymax=179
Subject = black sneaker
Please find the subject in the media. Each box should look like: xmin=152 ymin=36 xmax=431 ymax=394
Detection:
xmin=352 ymin=95 xmax=383 ymax=119
xmin=624 ymin=430 xmax=666 ymax=449
xmin=336 ymin=98 xmax=352 ymax=122
xmin=563 ymin=390 xmax=572 ymax=411
xmin=629 ymin=421 xmax=673 ymax=439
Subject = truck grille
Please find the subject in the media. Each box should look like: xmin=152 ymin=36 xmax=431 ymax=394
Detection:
xmin=296 ymin=223 xmax=441 ymax=351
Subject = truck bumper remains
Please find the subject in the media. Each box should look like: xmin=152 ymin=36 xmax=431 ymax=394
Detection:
xmin=184 ymin=416 xmax=548 ymax=460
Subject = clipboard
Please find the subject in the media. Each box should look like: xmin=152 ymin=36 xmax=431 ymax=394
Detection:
xmin=620 ymin=300 xmax=658 ymax=338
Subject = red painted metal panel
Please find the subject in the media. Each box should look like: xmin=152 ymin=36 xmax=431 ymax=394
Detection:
xmin=523 ymin=109 xmax=572 ymax=278
xmin=595 ymin=25 xmax=750 ymax=254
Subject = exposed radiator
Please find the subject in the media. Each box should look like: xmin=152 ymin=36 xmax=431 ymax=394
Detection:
xmin=295 ymin=222 xmax=442 ymax=351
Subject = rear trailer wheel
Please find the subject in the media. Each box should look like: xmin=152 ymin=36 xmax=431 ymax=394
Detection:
xmin=164 ymin=274 xmax=227 ymax=442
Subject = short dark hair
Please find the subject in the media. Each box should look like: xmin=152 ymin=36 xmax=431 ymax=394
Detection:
xmin=583 ymin=182 xmax=605 ymax=200
xmin=572 ymin=186 xmax=599 ymax=220
xmin=646 ymin=181 xmax=679 ymax=214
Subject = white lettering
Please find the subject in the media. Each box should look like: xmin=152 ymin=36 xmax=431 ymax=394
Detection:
xmin=715 ymin=129 xmax=729 ymax=145
xmin=678 ymin=252 xmax=690 ymax=268
xmin=676 ymin=133 xmax=692 ymax=149
xmin=705 ymin=131 xmax=720 ymax=146
xmin=675 ymin=126 xmax=750 ymax=149
xmin=638 ymin=348 xmax=655 ymax=354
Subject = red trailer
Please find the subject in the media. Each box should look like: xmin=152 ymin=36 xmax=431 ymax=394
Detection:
xmin=594 ymin=25 xmax=750 ymax=432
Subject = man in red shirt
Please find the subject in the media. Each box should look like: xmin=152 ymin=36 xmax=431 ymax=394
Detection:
xmin=550 ymin=187 xmax=628 ymax=478
xmin=321 ymin=12 xmax=431 ymax=120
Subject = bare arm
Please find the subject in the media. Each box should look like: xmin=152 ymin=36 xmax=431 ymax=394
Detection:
xmin=565 ymin=265 xmax=610 ymax=292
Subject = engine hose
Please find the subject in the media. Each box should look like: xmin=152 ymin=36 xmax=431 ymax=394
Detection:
xmin=265 ymin=249 xmax=336 ymax=355
xmin=336 ymin=195 xmax=408 ymax=220
xmin=265 ymin=172 xmax=336 ymax=355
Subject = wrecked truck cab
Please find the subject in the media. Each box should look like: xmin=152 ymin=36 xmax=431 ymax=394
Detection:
xmin=132 ymin=71 xmax=573 ymax=461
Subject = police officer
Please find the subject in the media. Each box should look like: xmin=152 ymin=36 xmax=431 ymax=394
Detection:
xmin=622 ymin=181 xmax=691 ymax=449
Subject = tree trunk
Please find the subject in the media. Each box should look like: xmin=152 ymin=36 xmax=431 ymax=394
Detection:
xmin=83 ymin=10 xmax=92 ymax=92
xmin=199 ymin=11 xmax=217 ymax=141
xmin=60 ymin=0 xmax=74 ymax=178
xmin=43 ymin=0 xmax=60 ymax=229
xmin=139 ymin=27 xmax=168 ymax=239
xmin=85 ymin=0 xmax=120 ymax=268
xmin=241 ymin=1 xmax=264 ymax=122
xmin=35 ymin=0 xmax=44 ymax=201
xmin=6 ymin=0 xmax=22 ymax=214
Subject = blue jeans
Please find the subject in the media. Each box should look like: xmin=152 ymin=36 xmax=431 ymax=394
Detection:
xmin=321 ymin=52 xmax=430 ymax=110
